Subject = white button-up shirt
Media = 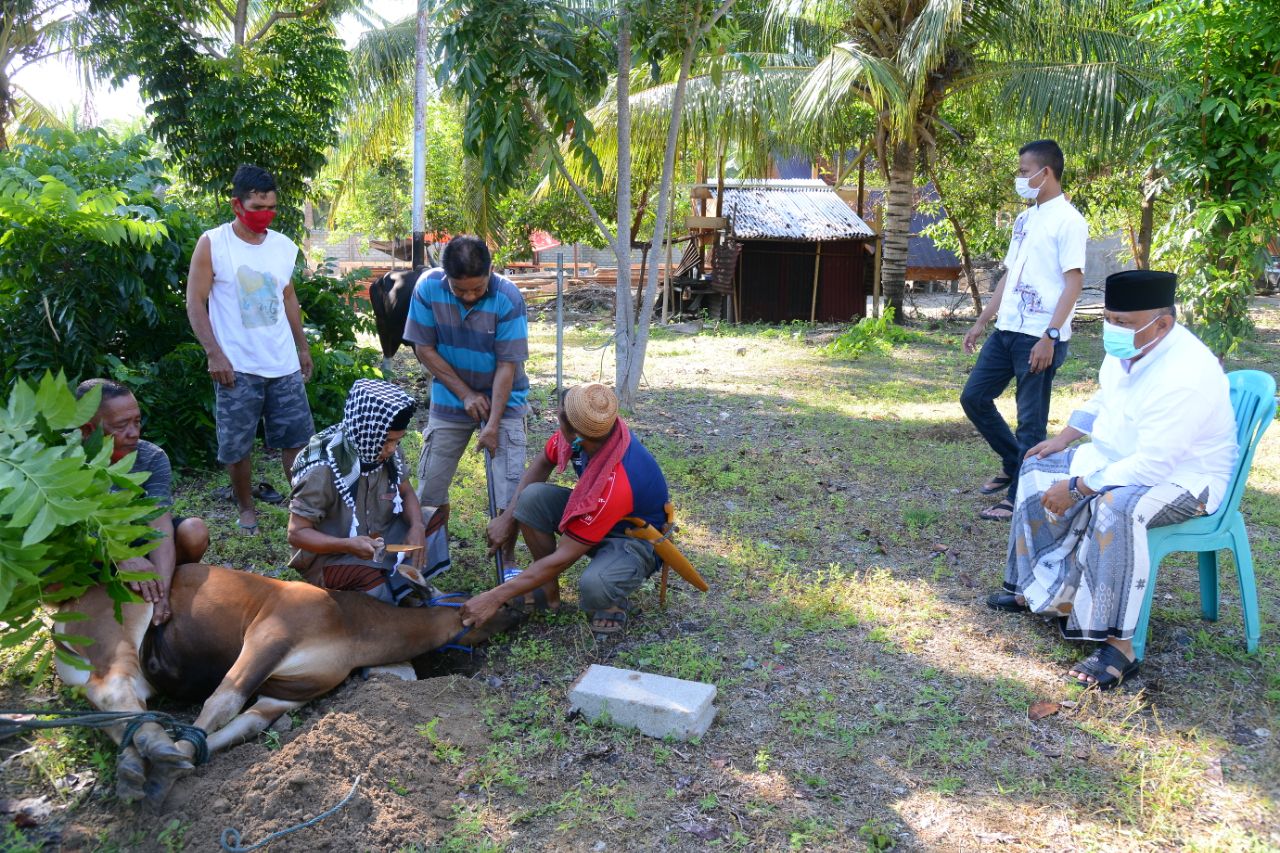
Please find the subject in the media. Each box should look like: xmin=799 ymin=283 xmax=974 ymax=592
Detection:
xmin=1068 ymin=323 xmax=1238 ymax=512
xmin=996 ymin=194 xmax=1089 ymax=341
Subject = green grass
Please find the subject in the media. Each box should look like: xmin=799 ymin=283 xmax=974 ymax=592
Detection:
xmin=5 ymin=305 xmax=1280 ymax=852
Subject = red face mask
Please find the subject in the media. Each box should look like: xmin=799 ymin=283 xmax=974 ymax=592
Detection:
xmin=232 ymin=199 xmax=276 ymax=234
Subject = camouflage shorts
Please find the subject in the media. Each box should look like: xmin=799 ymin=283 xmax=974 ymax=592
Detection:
xmin=214 ymin=371 xmax=315 ymax=465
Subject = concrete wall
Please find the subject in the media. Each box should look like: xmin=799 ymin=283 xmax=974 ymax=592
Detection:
xmin=1085 ymin=231 xmax=1132 ymax=287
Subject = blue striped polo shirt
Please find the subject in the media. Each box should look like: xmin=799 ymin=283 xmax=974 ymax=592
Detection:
xmin=403 ymin=268 xmax=530 ymax=422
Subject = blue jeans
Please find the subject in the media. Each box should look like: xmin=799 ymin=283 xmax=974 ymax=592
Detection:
xmin=960 ymin=330 xmax=1068 ymax=504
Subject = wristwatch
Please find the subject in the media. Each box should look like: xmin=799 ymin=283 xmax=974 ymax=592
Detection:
xmin=1068 ymin=476 xmax=1086 ymax=502
xmin=1045 ymin=327 xmax=1061 ymax=341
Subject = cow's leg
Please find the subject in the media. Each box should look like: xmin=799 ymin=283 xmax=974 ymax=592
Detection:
xmin=61 ymin=597 xmax=191 ymax=797
xmin=205 ymin=696 xmax=305 ymax=754
xmin=172 ymin=634 xmax=291 ymax=764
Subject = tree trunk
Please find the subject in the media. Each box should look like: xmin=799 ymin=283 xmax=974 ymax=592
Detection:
xmin=1136 ymin=168 xmax=1158 ymax=269
xmin=620 ymin=0 xmax=736 ymax=403
xmin=925 ymin=162 xmax=981 ymax=314
xmin=613 ymin=8 xmax=634 ymax=397
xmin=0 ymin=75 xmax=10 ymax=151
xmin=879 ymin=141 xmax=915 ymax=320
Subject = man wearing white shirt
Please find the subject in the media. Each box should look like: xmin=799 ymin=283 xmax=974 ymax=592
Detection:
xmin=961 ymin=140 xmax=1088 ymax=520
xmin=987 ymin=270 xmax=1237 ymax=690
xmin=187 ymin=164 xmax=315 ymax=535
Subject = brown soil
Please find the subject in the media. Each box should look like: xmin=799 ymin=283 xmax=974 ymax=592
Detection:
xmin=63 ymin=676 xmax=491 ymax=852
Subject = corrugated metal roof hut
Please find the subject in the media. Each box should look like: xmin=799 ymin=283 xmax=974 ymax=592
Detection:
xmin=713 ymin=180 xmax=876 ymax=323
xmin=858 ymin=185 xmax=962 ymax=284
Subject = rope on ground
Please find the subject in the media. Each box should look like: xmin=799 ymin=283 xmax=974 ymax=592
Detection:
xmin=0 ymin=709 xmax=209 ymax=764
xmin=219 ymin=775 xmax=363 ymax=852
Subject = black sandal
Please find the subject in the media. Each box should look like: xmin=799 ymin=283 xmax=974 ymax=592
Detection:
xmin=980 ymin=474 xmax=1013 ymax=495
xmin=979 ymin=499 xmax=1014 ymax=521
xmin=1067 ymin=644 xmax=1139 ymax=690
xmin=986 ymin=592 xmax=1030 ymax=613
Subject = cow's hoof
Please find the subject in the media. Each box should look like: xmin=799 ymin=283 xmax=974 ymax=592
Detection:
xmin=142 ymin=739 xmax=194 ymax=770
xmin=116 ymin=748 xmax=146 ymax=803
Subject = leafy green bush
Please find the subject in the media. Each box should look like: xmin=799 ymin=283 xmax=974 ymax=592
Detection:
xmin=0 ymin=128 xmax=212 ymax=385
xmin=1 ymin=130 xmax=385 ymax=467
xmin=0 ymin=373 xmax=158 ymax=679
xmin=295 ymin=262 xmax=375 ymax=348
xmin=823 ymin=309 xmax=918 ymax=359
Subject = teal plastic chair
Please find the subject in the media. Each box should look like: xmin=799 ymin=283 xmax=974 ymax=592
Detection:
xmin=1133 ymin=369 xmax=1277 ymax=661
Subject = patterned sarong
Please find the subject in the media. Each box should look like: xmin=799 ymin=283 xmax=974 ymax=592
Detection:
xmin=1003 ymin=448 xmax=1207 ymax=640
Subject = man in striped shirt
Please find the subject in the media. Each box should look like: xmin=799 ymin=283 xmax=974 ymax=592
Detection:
xmin=404 ymin=236 xmax=530 ymax=572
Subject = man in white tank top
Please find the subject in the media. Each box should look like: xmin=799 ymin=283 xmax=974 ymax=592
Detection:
xmin=186 ymin=164 xmax=315 ymax=535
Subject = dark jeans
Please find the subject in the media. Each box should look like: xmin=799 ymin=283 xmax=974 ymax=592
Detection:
xmin=960 ymin=330 xmax=1068 ymax=504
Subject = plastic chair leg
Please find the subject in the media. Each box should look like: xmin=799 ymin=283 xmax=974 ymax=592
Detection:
xmin=1133 ymin=550 xmax=1165 ymax=662
xmin=1197 ymin=550 xmax=1220 ymax=622
xmin=1231 ymin=520 xmax=1261 ymax=654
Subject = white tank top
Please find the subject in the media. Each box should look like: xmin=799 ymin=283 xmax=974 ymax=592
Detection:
xmin=203 ymin=222 xmax=301 ymax=378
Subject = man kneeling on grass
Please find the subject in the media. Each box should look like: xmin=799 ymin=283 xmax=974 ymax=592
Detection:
xmin=986 ymin=270 xmax=1238 ymax=689
xmin=461 ymin=383 xmax=669 ymax=635
xmin=287 ymin=379 xmax=448 ymax=603
xmin=76 ymin=379 xmax=211 ymax=625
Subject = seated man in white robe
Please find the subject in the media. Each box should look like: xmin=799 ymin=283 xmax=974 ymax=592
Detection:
xmin=987 ymin=269 xmax=1238 ymax=689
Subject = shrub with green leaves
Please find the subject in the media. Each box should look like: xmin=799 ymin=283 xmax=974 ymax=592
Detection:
xmin=0 ymin=129 xmax=212 ymax=385
xmin=823 ymin=309 xmax=918 ymax=359
xmin=0 ymin=373 xmax=159 ymax=679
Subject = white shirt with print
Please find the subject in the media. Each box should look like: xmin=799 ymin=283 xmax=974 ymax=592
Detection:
xmin=995 ymin=194 xmax=1088 ymax=341
xmin=204 ymin=222 xmax=301 ymax=378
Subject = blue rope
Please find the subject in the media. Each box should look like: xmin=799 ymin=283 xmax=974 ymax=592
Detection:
xmin=438 ymin=624 xmax=474 ymax=654
xmin=219 ymin=774 xmax=362 ymax=852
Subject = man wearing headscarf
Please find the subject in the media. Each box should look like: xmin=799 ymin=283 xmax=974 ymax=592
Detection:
xmin=287 ymin=379 xmax=448 ymax=604
xmin=459 ymin=383 xmax=670 ymax=635
xmin=987 ymin=270 xmax=1238 ymax=689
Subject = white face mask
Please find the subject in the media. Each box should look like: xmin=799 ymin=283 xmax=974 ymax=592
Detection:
xmin=1015 ymin=166 xmax=1047 ymax=200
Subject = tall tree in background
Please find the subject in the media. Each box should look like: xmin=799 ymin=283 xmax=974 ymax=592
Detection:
xmin=0 ymin=0 xmax=86 ymax=149
xmin=84 ymin=0 xmax=356 ymax=235
xmin=1133 ymin=0 xmax=1280 ymax=357
xmin=767 ymin=0 xmax=1146 ymax=319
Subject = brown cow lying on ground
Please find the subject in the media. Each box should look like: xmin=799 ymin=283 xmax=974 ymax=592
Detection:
xmin=55 ymin=563 xmax=520 ymax=810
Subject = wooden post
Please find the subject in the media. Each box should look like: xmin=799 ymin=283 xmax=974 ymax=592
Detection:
xmin=573 ymin=243 xmax=580 ymax=280
xmin=809 ymin=242 xmax=823 ymax=323
xmin=714 ymin=154 xmax=725 ymax=218
xmin=857 ymin=139 xmax=867 ymax=219
xmin=872 ymin=236 xmax=882 ymax=319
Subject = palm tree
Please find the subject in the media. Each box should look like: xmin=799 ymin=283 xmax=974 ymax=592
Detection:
xmin=1 ymin=0 xmax=85 ymax=149
xmin=766 ymin=0 xmax=1148 ymax=318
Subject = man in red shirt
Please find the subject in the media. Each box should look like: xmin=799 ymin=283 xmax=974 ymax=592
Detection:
xmin=460 ymin=383 xmax=669 ymax=635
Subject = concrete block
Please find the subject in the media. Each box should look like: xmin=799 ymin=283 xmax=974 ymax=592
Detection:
xmin=365 ymin=662 xmax=417 ymax=682
xmin=568 ymin=664 xmax=717 ymax=741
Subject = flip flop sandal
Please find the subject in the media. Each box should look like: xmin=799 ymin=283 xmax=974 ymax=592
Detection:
xmin=237 ymin=520 xmax=259 ymax=536
xmin=980 ymin=474 xmax=1013 ymax=495
xmin=214 ymin=485 xmax=234 ymax=502
xmin=979 ymin=500 xmax=1015 ymax=521
xmin=986 ymin=592 xmax=1030 ymax=613
xmin=516 ymin=586 xmax=563 ymax=615
xmin=252 ymin=481 xmax=285 ymax=504
xmin=590 ymin=609 xmax=628 ymax=635
xmin=1067 ymin=644 xmax=1139 ymax=690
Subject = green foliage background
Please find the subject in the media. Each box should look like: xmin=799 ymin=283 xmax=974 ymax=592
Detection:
xmin=0 ymin=374 xmax=158 ymax=681
xmin=0 ymin=128 xmax=383 ymax=467
xmin=86 ymin=2 xmax=349 ymax=238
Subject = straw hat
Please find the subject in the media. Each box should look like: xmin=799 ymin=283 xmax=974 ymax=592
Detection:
xmin=564 ymin=383 xmax=618 ymax=439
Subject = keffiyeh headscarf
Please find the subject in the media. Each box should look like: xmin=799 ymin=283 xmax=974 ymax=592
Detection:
xmin=293 ymin=379 xmax=416 ymax=536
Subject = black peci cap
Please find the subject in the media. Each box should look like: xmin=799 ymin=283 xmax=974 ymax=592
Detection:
xmin=1104 ymin=270 xmax=1177 ymax=312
